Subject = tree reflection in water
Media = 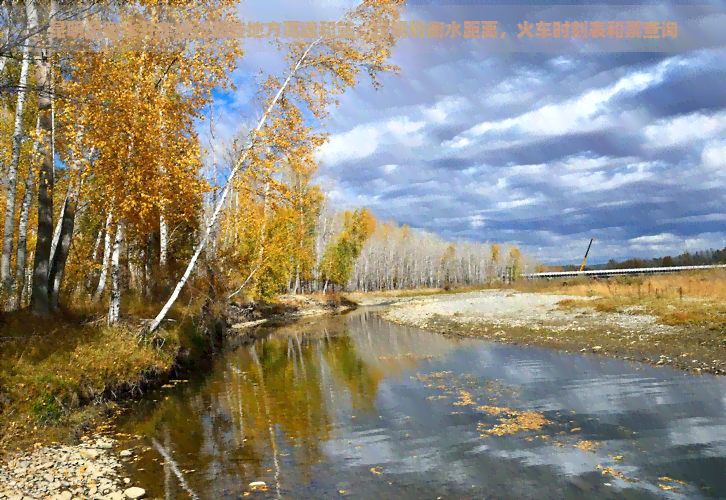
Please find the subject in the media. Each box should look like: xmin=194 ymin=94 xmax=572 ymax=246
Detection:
xmin=122 ymin=313 xmax=443 ymax=499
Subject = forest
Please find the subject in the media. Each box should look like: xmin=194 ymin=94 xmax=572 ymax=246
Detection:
xmin=0 ymin=0 xmax=534 ymax=332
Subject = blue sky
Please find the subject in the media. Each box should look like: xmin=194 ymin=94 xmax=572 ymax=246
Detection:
xmin=198 ymin=0 xmax=726 ymax=266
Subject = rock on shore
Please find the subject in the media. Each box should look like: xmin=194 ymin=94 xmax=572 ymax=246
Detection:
xmin=0 ymin=434 xmax=145 ymax=500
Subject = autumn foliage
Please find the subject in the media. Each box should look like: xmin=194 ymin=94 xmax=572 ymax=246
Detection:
xmin=0 ymin=0 xmax=534 ymax=329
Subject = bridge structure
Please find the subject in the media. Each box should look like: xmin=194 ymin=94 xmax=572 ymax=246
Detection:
xmin=522 ymin=264 xmax=726 ymax=280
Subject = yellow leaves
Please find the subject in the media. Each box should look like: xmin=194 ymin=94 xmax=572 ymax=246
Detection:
xmin=453 ymin=389 xmax=476 ymax=406
xmin=59 ymin=27 xmax=222 ymax=243
xmin=477 ymin=405 xmax=509 ymax=415
xmin=491 ymin=243 xmax=501 ymax=262
xmin=573 ymin=440 xmax=601 ymax=452
xmin=594 ymin=464 xmax=638 ymax=483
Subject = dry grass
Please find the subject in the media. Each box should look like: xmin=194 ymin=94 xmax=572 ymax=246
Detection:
xmin=513 ymin=270 xmax=726 ymax=328
xmin=0 ymin=294 xmax=210 ymax=453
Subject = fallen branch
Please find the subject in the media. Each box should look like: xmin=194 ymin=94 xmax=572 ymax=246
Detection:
xmin=228 ymin=260 xmax=263 ymax=299
xmin=230 ymin=318 xmax=267 ymax=329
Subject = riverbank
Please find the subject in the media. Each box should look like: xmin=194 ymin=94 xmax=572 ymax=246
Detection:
xmin=0 ymin=433 xmax=147 ymax=500
xmin=381 ymin=289 xmax=726 ymax=375
xmin=0 ymin=293 xmax=357 ymax=458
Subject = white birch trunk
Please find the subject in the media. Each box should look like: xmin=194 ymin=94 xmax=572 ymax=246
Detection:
xmin=1 ymin=17 xmax=33 ymax=300
xmin=93 ymin=210 xmax=114 ymax=303
xmin=48 ymin=186 xmax=68 ymax=274
xmin=159 ymin=208 xmax=168 ymax=269
xmin=10 ymin=115 xmax=41 ymax=309
xmin=158 ymin=85 xmax=169 ymax=270
xmin=90 ymin=223 xmax=103 ymax=263
xmin=107 ymin=219 xmax=124 ymax=325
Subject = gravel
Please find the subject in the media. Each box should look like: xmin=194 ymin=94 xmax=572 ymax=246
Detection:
xmin=0 ymin=434 xmax=146 ymax=500
xmin=382 ymin=290 xmax=681 ymax=336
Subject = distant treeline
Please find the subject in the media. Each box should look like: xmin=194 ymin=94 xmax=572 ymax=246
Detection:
xmin=550 ymin=247 xmax=726 ymax=272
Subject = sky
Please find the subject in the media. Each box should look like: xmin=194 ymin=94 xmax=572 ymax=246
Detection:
xmin=199 ymin=0 xmax=726 ymax=266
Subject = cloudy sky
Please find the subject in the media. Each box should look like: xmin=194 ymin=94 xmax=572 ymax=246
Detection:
xmin=202 ymin=0 xmax=726 ymax=265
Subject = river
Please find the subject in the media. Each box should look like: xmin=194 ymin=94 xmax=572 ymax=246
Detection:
xmin=113 ymin=308 xmax=726 ymax=499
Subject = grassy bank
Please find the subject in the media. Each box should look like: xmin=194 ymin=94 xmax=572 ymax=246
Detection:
xmin=512 ymin=269 xmax=726 ymax=330
xmin=0 ymin=290 xmax=361 ymax=455
xmin=0 ymin=295 xmax=222 ymax=455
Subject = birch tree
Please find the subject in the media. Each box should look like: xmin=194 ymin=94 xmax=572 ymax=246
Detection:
xmin=146 ymin=0 xmax=405 ymax=334
xmin=1 ymin=0 xmax=33 ymax=302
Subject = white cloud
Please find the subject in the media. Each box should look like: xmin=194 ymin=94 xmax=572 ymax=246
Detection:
xmin=421 ymin=95 xmax=468 ymax=122
xmin=316 ymin=123 xmax=382 ymax=165
xmin=445 ymin=55 xmax=682 ymax=152
xmin=316 ymin=95 xmax=465 ymax=165
xmin=629 ymin=233 xmax=678 ymax=245
xmin=702 ymin=139 xmax=726 ymax=169
xmin=644 ymin=110 xmax=726 ymax=149
xmin=548 ymin=56 xmax=576 ymax=70
xmin=469 ymin=214 xmax=485 ymax=228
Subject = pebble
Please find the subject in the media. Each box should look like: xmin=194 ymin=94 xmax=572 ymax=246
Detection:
xmin=79 ymin=449 xmax=101 ymax=460
xmin=123 ymin=487 xmax=145 ymax=499
xmin=0 ymin=434 xmax=146 ymax=500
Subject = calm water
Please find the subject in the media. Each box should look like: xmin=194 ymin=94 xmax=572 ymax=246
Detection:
xmin=115 ymin=309 xmax=726 ymax=500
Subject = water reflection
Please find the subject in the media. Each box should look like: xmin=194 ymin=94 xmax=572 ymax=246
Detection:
xmin=118 ymin=310 xmax=726 ymax=500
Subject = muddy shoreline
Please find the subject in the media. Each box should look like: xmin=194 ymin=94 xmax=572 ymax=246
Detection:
xmin=380 ymin=289 xmax=726 ymax=376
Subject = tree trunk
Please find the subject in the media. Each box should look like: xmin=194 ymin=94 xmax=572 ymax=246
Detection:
xmin=90 ymin=225 xmax=103 ymax=262
xmin=139 ymin=246 xmax=148 ymax=298
xmin=10 ymin=115 xmax=41 ymax=309
xmin=86 ymin=219 xmax=103 ymax=291
xmin=93 ymin=210 xmax=113 ymax=302
xmin=1 ymin=17 xmax=33 ymax=301
xmin=48 ymin=182 xmax=79 ymax=311
xmin=107 ymin=220 xmax=124 ymax=325
xmin=21 ymin=250 xmax=33 ymax=307
xmin=48 ymin=185 xmax=68 ymax=277
xmin=29 ymin=0 xmax=55 ymax=317
xmin=158 ymin=84 xmax=170 ymax=273
xmin=250 ymin=178 xmax=271 ymax=294
xmin=209 ymin=111 xmax=218 ymax=259
xmin=159 ymin=212 xmax=168 ymax=269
